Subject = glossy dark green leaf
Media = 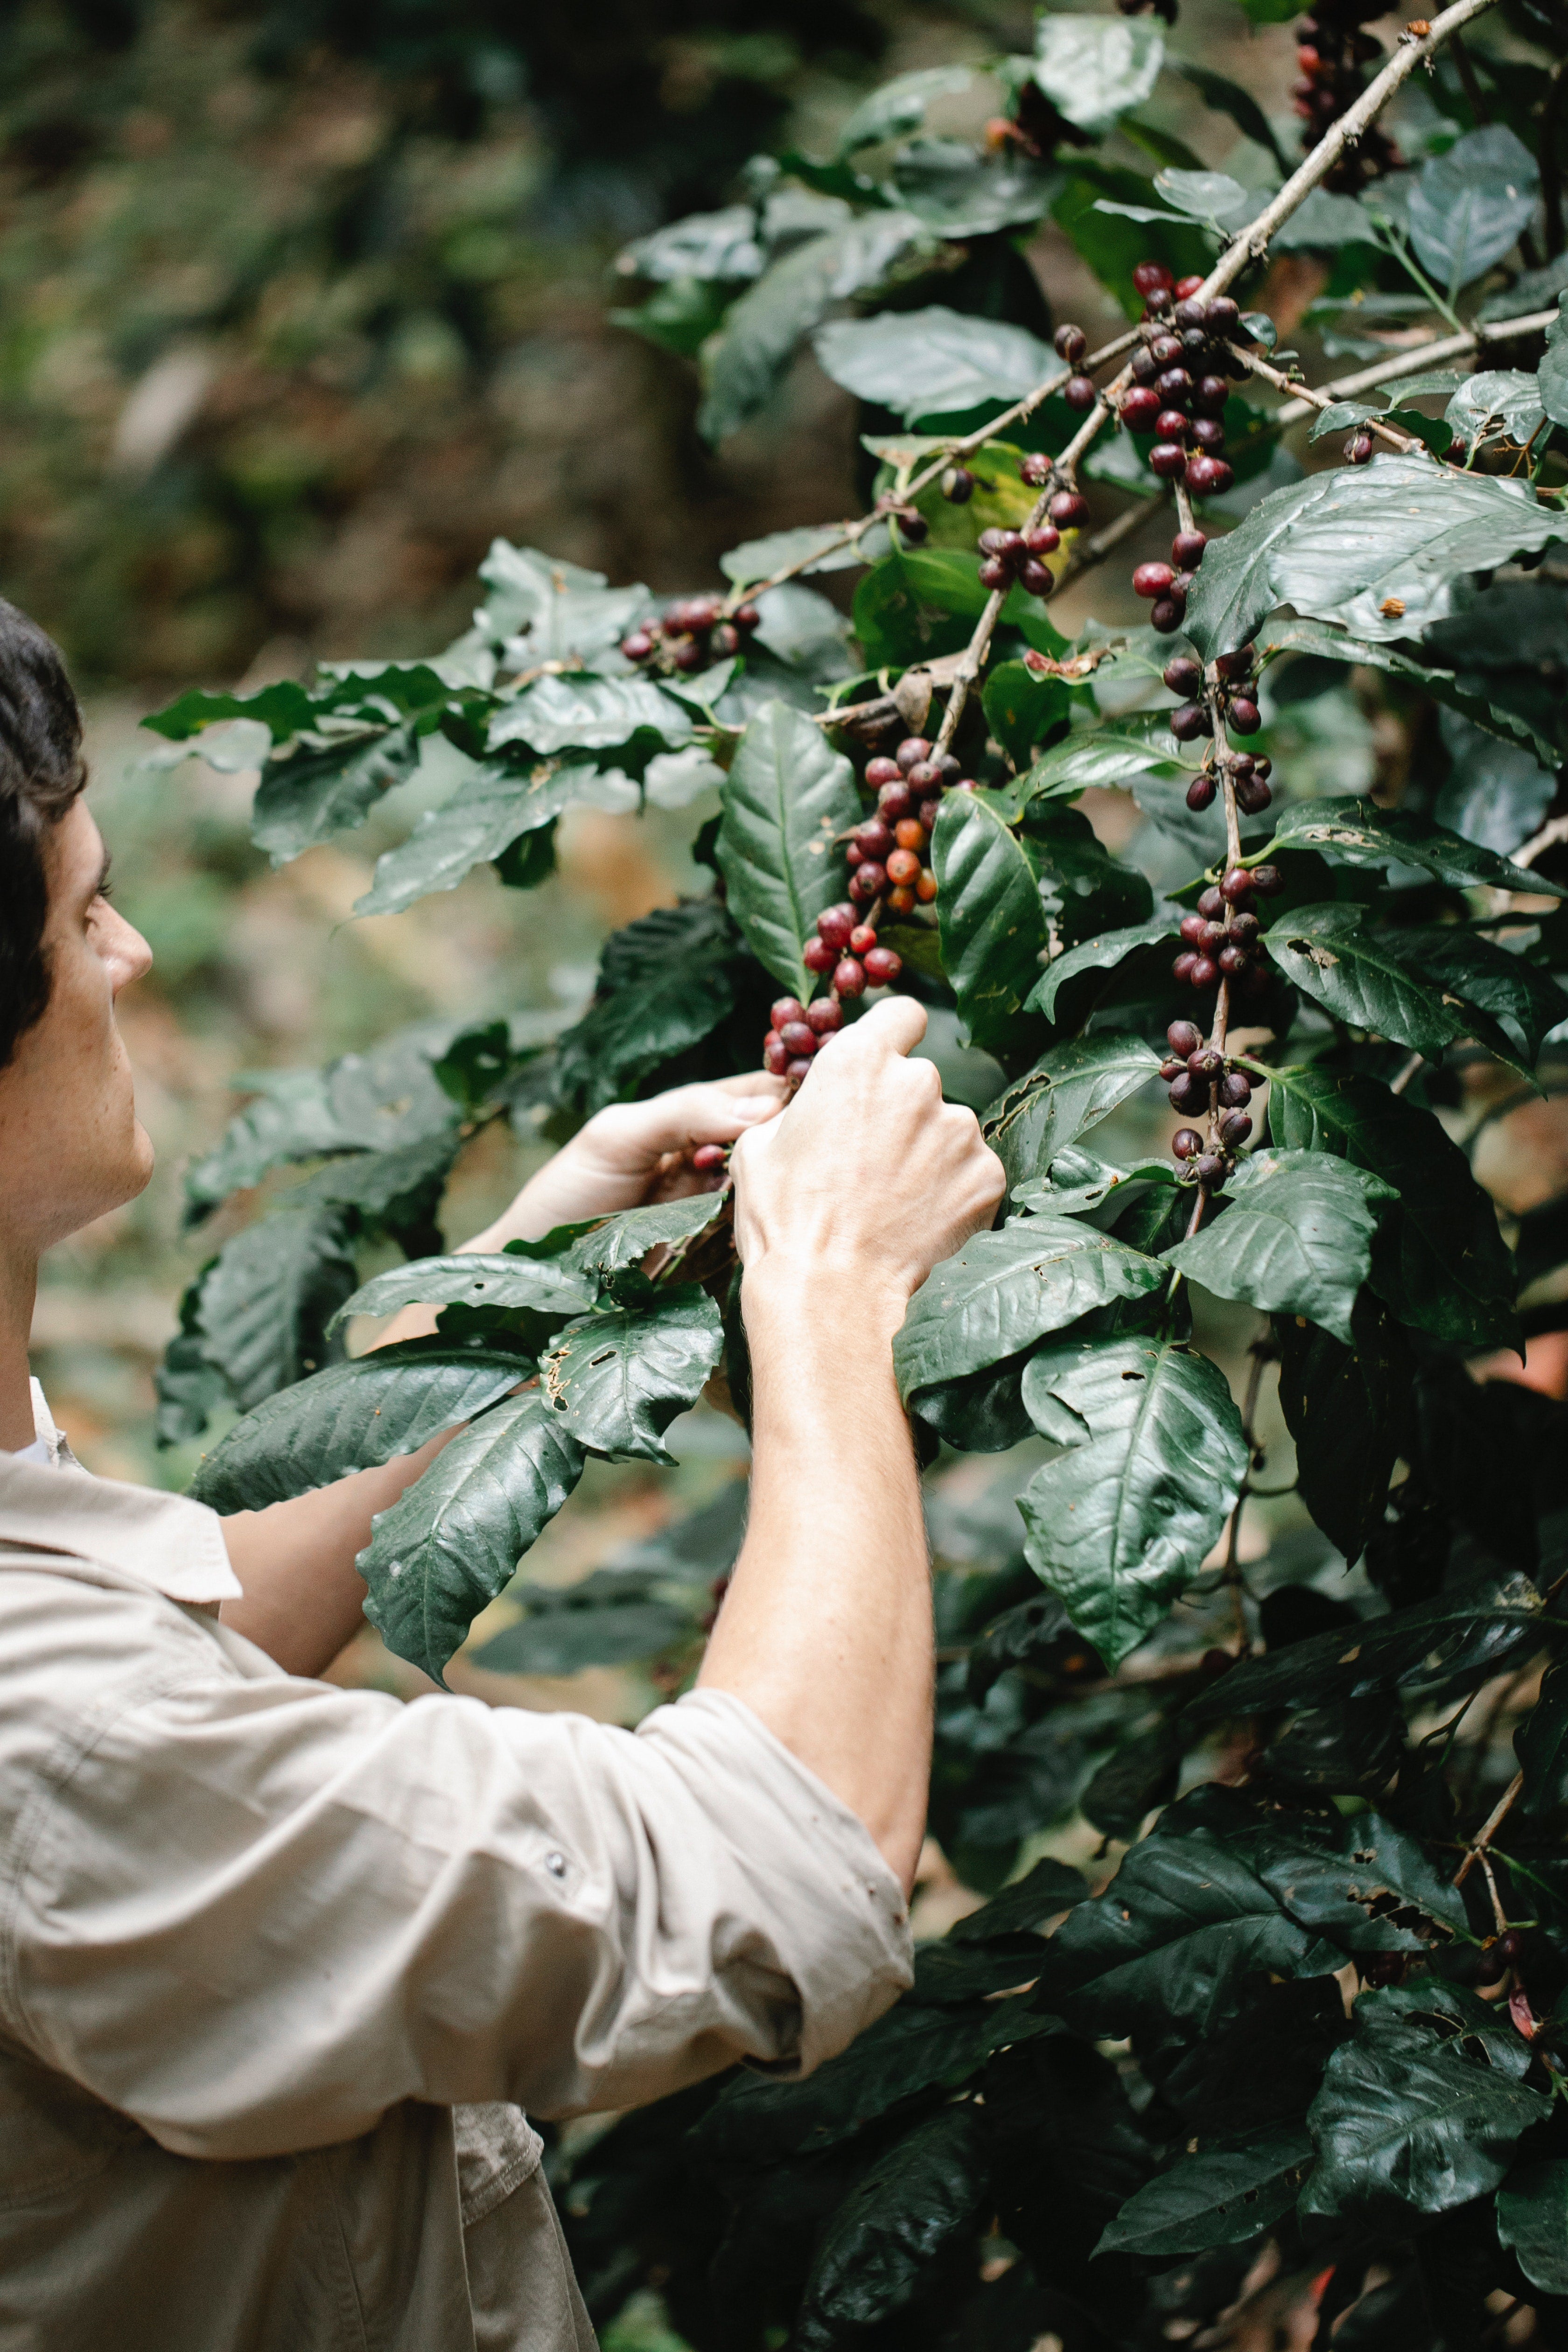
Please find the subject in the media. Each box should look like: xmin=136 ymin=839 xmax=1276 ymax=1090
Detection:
xmin=795 ymin=2106 xmax=987 ymax=2344
xmin=1163 ymin=1150 xmax=1396 ymax=1348
xmin=562 ymin=1192 xmax=728 ymax=1282
xmin=488 ymin=672 xmax=690 ymax=757
xmin=288 ymin=1129 xmax=460 ymax=1245
xmin=910 ymin=1352 xmax=1036 ymax=1453
xmin=982 ymin=659 xmax=1070 ymax=770
xmin=154 ymin=1330 xmax=229 ymax=1448
xmin=1261 ymin=903 xmax=1472 ymax=1057
xmin=469 ymin=1569 xmax=706 ymax=1676
xmin=554 ymin=901 xmax=742 ymax=1115
xmin=1301 ymin=1980 xmax=1549 ymax=2229
xmin=1262 ymin=796 xmax=1567 ymax=901
xmin=1043 ymin=1826 xmax=1341 ymax=2041
xmin=1407 ymin=126 xmax=1540 ymax=292
xmin=1265 ymin=1063 xmax=1518 ymax=1352
xmin=717 ymin=700 xmax=861 ymax=998
xmin=893 ymin=1219 xmax=1165 ymax=1398
xmin=932 ymin=789 xmax=1050 ymax=1052
xmin=1255 ymin=1697 xmax=1406 ymax=1800
xmin=1244 ymin=1808 xmax=1469 ymax=1954
xmin=252 ymin=723 xmax=419 ymax=863
xmin=1016 ymin=713 xmax=1194 ymax=804
xmin=336 ymin=1251 xmax=596 ymax=1330
xmin=540 ymin=1287 xmax=722 ymax=1463
xmin=1026 ymin=914 xmax=1181 ymax=1022
xmin=983 ymin=1032 xmax=1164 ymax=1195
xmin=1384 ymin=926 xmax=1568 ymax=1071
xmin=1185 ymin=455 xmax=1568 ymax=658
xmin=1187 ymin=1571 xmax=1544 ymax=1719
xmin=1018 ymin=1335 xmax=1246 ymax=1669
xmin=359 ymin=1388 xmax=585 ymax=1685
xmin=1542 ymin=293 xmax=1568 ymax=431
xmin=1029 ymin=805 xmax=1154 ymax=950
xmin=190 ymin=1206 xmax=358 ymax=1412
xmin=1080 ymin=1715 xmax=1184 ymax=1840
xmin=1274 ymin=1302 xmax=1406 ymax=1562
xmin=143 ymin=678 xmax=319 ymax=745
xmin=814 ymin=305 xmax=1061 ymax=419
xmin=355 ymin=757 xmax=583 ymax=916
xmin=1435 ymin=710 xmax=1558 ymax=858
xmin=1516 ymin=1659 xmax=1568 ymax=1820
xmin=188 ymin=1342 xmax=533 ymax=1513
xmin=949 ymin=1855 xmax=1087 ymax=1942
xmin=1497 ymin=2159 xmax=1568 ymax=2295
xmin=853 ymin=547 xmax=989 ymax=668
xmin=1097 ymin=2124 xmax=1314 ymax=2256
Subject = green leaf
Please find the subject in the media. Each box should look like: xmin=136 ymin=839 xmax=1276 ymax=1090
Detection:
xmin=288 ymin=1131 xmax=461 ymax=1246
xmin=1170 ymin=61 xmax=1290 ymax=171
xmin=889 ymin=141 xmax=1060 ymax=239
xmin=814 ymin=305 xmax=1061 ymax=422
xmin=983 ymin=1032 xmax=1164 ymax=1195
xmin=489 ymin=673 xmax=691 ymax=757
xmin=853 ymin=547 xmax=990 ymax=668
xmin=1301 ymin=1980 xmax=1549 ymax=2229
xmin=1262 ymin=797 xmax=1567 ymax=901
xmin=555 ymin=902 xmax=742 ymax=1115
xmin=142 ymin=678 xmax=320 ymax=745
xmin=719 ymin=523 xmax=871 ymax=587
xmin=190 ymin=1207 xmax=358 ymax=1412
xmin=1446 ymin=369 xmax=1545 ymax=454
xmin=1263 ymin=609 xmax=1564 ymax=776
xmin=1185 ymin=455 xmax=1568 ymax=657
xmin=1030 ymin=805 xmax=1154 ymax=949
xmin=1541 ymin=293 xmax=1568 ymax=431
xmin=1274 ymin=1304 xmax=1406 ymax=1563
xmin=1265 ymin=1062 xmax=1517 ymax=1352
xmin=469 ymin=1570 xmax=705 ymax=1677
xmin=699 ymin=211 xmax=930 ymax=442
xmin=189 ymin=1343 xmax=533 ymax=1514
xmin=981 ymin=660 xmax=1071 ymax=770
xmin=1244 ymin=1807 xmax=1469 ymax=1954
xmin=336 ymin=1252 xmax=597 ymax=1330
xmin=949 ymin=1855 xmax=1087 ymax=1941
xmin=540 ymin=1288 xmax=722 ymax=1464
xmin=562 ymin=1193 xmax=728 ymax=1283
xmin=1032 ymin=14 xmax=1164 ymax=135
xmin=1026 ymin=914 xmax=1180 ymax=1022
xmin=617 ymin=205 xmax=764 ymax=285
xmin=1148 ymin=167 xmax=1252 ymax=231
xmin=1097 ymin=2125 xmax=1315 ymax=2256
xmin=795 ymin=2106 xmax=987 ymax=2344
xmin=716 ymin=701 xmax=861 ymax=999
xmin=1017 ymin=713 xmax=1195 ymax=802
xmin=359 ymin=1389 xmax=584 ymax=1685
xmin=1018 ymin=1335 xmax=1246 ymax=1669
xmin=252 ymin=724 xmax=420 ymax=864
xmin=1261 ymin=903 xmax=1473 ymax=1058
xmin=932 ymin=789 xmax=1050 ymax=1052
xmin=1163 ymin=1150 xmax=1396 ymax=1348
xmin=355 ymin=759 xmax=583 ymax=917
xmin=1385 ymin=926 xmax=1568 ymax=1071
xmin=1043 ymin=1825 xmax=1341 ymax=2040
xmin=1436 ymin=711 xmax=1558 ymax=858
xmin=1497 ymin=2160 xmax=1568 ymax=2295
xmin=893 ymin=1220 xmax=1166 ymax=1399
xmin=1186 ymin=1570 xmax=1544 ymax=1719
xmin=835 ymin=64 xmax=973 ymax=155
xmin=1407 ymin=127 xmax=1540 ymax=293
xmin=1515 ymin=1659 xmax=1568 ymax=1821
xmin=1080 ymin=1715 xmax=1184 ymax=1840
xmin=909 ymin=1353 xmax=1036 ymax=1453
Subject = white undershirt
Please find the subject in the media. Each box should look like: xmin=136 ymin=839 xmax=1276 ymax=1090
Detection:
xmin=7 ymin=1437 xmax=53 ymax=1468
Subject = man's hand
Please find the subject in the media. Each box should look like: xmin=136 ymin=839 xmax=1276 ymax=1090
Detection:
xmin=731 ymin=999 xmax=1004 ymax=1311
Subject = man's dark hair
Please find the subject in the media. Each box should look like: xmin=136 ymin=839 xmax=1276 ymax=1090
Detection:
xmin=0 ymin=601 xmax=88 ymax=1070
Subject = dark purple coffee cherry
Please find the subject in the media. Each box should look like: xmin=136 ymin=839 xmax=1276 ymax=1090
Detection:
xmin=1150 ymin=334 xmax=1183 ymax=368
xmin=1191 ymin=417 xmax=1227 ymax=452
xmin=1022 ymin=525 xmax=1060 ymax=556
xmin=1220 ymin=867 xmax=1255 ymax=903
xmin=1218 ymin=943 xmax=1251 ymax=977
xmin=1019 ymin=452 xmax=1052 ymax=488
xmin=1163 ymin=657 xmax=1203 ymax=697
xmin=1230 ymin=911 xmax=1260 ymax=945
xmin=1218 ymin=1070 xmax=1252 ymax=1109
xmin=1048 ymin=490 xmax=1091 ymax=529
xmin=1133 ymin=561 xmax=1175 ymax=599
xmin=1172 ymin=1127 xmax=1204 ymax=1160
xmin=978 ymin=557 xmax=1010 ymax=590
xmin=1236 ymin=775 xmax=1273 ymax=815
xmin=1054 ymin=322 xmax=1088 ymax=364
xmin=1346 ymin=431 xmax=1375 ymax=464
xmin=1152 ymin=595 xmax=1188 ymax=634
xmin=1149 ymin=442 xmax=1188 ymax=480
xmin=1155 ymin=408 xmax=1191 ymax=444
xmin=1229 ymin=696 xmax=1262 ymax=734
xmin=1186 ymin=773 xmax=1217 ymax=812
xmin=1019 ymin=559 xmax=1054 ymax=597
xmin=1167 ymin=1020 xmax=1204 ymax=1057
xmin=1195 ymin=1152 xmax=1227 ymax=1187
xmin=1185 ymin=454 xmax=1234 ymax=495
xmin=1121 ymin=386 xmax=1162 ymax=431
xmin=1204 ymin=296 xmax=1240 ymax=335
xmin=1197 ymin=887 xmax=1225 ymax=920
xmin=1155 ymin=367 xmax=1194 ymax=405
xmin=1063 ymin=374 xmax=1097 ymax=411
xmin=1190 ymin=954 xmax=1219 ymax=990
xmin=1178 ymin=911 xmax=1211 ymax=947
xmin=1169 ymin=1071 xmax=1209 ymax=1114
xmin=943 ymin=467 xmax=976 ymax=503
xmin=1192 ymin=375 xmax=1229 ymax=416
xmin=1215 ymin=644 xmax=1256 ymax=681
xmin=896 ymin=737 xmax=933 ymax=772
xmin=1250 ymin=864 xmax=1285 ymax=896
xmin=1170 ymin=702 xmax=1212 ymax=741
xmin=1219 ymin=1110 xmax=1253 ymax=1146
xmin=1173 ymin=296 xmax=1208 ymax=332
xmin=1172 ymin=529 xmax=1208 ymax=570
xmin=1130 ymin=346 xmax=1159 ymax=385
xmin=1160 ymin=1057 xmax=1185 ymax=1082
xmin=1173 ymin=950 xmax=1198 ymax=982
xmin=1189 ymin=1047 xmax=1224 ymax=1080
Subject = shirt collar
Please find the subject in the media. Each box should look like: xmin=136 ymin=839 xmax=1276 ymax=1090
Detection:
xmin=0 ymin=1383 xmax=241 ymax=1605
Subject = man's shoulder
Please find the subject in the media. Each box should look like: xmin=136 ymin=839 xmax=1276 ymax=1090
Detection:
xmin=0 ymin=1450 xmax=240 ymax=1608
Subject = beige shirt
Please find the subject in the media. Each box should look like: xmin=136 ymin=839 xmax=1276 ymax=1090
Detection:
xmin=0 ymin=1405 xmax=911 ymax=2351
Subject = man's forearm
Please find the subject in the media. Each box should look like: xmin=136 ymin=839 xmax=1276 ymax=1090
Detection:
xmin=697 ymin=1261 xmax=934 ymax=1892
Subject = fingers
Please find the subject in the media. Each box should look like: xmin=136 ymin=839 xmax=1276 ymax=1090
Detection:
xmin=826 ymin=995 xmax=928 ymax=1060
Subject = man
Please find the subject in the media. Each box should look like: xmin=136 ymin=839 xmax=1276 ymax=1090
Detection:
xmin=0 ymin=598 xmax=1006 ymax=2350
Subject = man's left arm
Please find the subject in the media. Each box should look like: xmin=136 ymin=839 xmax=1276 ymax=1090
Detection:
xmin=219 ymin=1074 xmax=784 ymax=1677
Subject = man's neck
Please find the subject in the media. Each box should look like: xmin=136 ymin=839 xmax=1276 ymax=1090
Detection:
xmin=0 ymin=1242 xmax=39 ymax=1451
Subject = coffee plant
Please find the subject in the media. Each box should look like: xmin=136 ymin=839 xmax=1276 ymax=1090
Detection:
xmin=144 ymin=0 xmax=1568 ymax=2340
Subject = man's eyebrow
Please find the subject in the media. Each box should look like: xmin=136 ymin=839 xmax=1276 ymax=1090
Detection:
xmin=87 ymin=850 xmax=112 ymax=903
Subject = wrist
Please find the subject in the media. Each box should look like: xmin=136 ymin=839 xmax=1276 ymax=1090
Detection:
xmin=741 ymin=1254 xmax=909 ymax=1344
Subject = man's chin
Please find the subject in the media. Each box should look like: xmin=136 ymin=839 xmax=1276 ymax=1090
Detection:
xmin=128 ymin=1120 xmax=155 ymax=1199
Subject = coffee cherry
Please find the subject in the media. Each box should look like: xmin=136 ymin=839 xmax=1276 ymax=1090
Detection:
xmin=917 ymin=797 xmax=941 ymax=830
xmin=1173 ymin=950 xmax=1198 ymax=982
xmin=865 ymin=756 xmax=901 ymax=788
xmin=1064 ymin=374 xmax=1097 ymax=412
xmin=1251 ymin=864 xmax=1285 ymax=896
xmin=1253 ymin=757 xmax=1272 ymax=782
xmin=834 ymin=956 xmax=866 ymax=998
xmin=1149 ymin=335 xmax=1183 ymax=369
xmin=1185 ymin=455 xmax=1234 ymax=494
xmin=1133 ymin=562 xmax=1175 ymax=600
xmin=1192 ymin=375 xmax=1229 ymax=416
xmin=943 ymin=467 xmax=976 ymax=503
xmin=786 ymin=1057 xmax=814 ymax=1083
xmin=771 ymin=996 xmax=807 ymax=1030
xmin=863 ymin=945 xmax=903 ymax=986
xmin=906 ymin=760 xmax=943 ymax=793
xmin=1023 ymin=525 xmax=1061 ymax=557
xmin=1151 ymin=596 xmax=1187 ymax=635
xmin=1148 ymin=442 xmax=1186 ymax=481
xmin=1346 ymin=431 xmax=1375 ymax=464
xmin=1218 ymin=1070 xmax=1252 ymax=1109
xmin=855 ymin=817 xmax=894 ymax=861
xmin=886 ymin=847 xmax=921 ymax=886
xmin=1048 ymin=490 xmax=1090 ymax=528
xmin=692 ymin=1144 xmax=728 ymax=1177
xmin=733 ymin=604 xmax=760 ymax=632
xmin=1229 ymin=697 xmax=1262 ymax=734
xmin=1205 ymin=296 xmax=1240 ymax=335
xmin=896 ymin=737 xmax=933 ymax=772
xmin=846 ymin=842 xmax=864 ymax=870
xmin=1130 ymin=347 xmax=1158 ymax=385
xmin=979 ymin=557 xmax=1010 ymax=591
xmin=1173 ymin=295 xmax=1207 ymax=331
xmin=1160 ymin=1057 xmax=1185 ymax=1082
xmin=806 ymin=997 xmax=844 ymax=1034
xmin=889 ymin=817 xmax=923 ymax=854
xmin=1230 ymin=912 xmax=1260 ymax=945
xmin=849 ymin=923 xmax=877 ymax=955
xmin=1163 ymin=657 xmax=1203 ymax=697
xmin=1167 ymin=1019 xmax=1203 ymax=1056
xmin=1155 ymin=367 xmax=1193 ymax=405
xmin=621 ymin=629 xmax=656 ymax=661
xmin=1172 ymin=530 xmax=1208 ymax=570
xmin=1019 ymin=452 xmax=1052 ymax=488
xmin=1132 ymin=260 xmax=1174 ymax=296
xmin=669 ymin=636 xmax=706 ymax=671
xmin=1155 ymin=409 xmax=1191 ymax=445
xmin=887 ymin=884 xmax=916 ymax=914
xmin=1195 ymin=1152 xmax=1227 ymax=1187
xmin=1190 ymin=417 xmax=1226 ymax=454
xmin=1174 ymin=274 xmax=1205 ymax=300
xmin=1190 ymin=954 xmax=1219 ymax=989
xmin=916 ymin=868 xmax=938 ymax=903
xmin=878 ymin=780 xmax=914 ymax=822
xmin=1054 ymin=323 xmax=1088 ymax=363
xmin=1219 ymin=1111 xmax=1253 ymax=1147
xmin=1121 ymin=386 xmax=1162 ymax=431
xmin=1189 ymin=1047 xmax=1224 ymax=1080
xmin=1019 ymin=559 xmax=1054 ymax=597
xmin=1215 ymin=644 xmax=1256 ymax=681
xmin=779 ymin=1021 xmax=817 ymax=1057
xmin=1172 ymin=1127 xmax=1203 ymax=1159
xmin=1186 ymin=773 xmax=1217 ymax=812
xmin=1218 ymin=943 xmax=1250 ymax=978
xmin=764 ymin=1037 xmax=790 ymax=1074
xmin=1236 ymin=775 xmax=1273 ymax=815
xmin=896 ymin=510 xmax=928 ymax=545
xmin=1197 ymin=887 xmax=1225 ymax=920
xmin=849 ymin=861 xmax=886 ymax=903
xmin=1169 ymin=1071 xmax=1208 ymax=1113
xmin=977 ymin=528 xmax=1021 ymax=560
xmin=1178 ymin=911 xmax=1210 ymax=946
xmin=803 ymin=938 xmax=836 ymax=974
xmin=1219 ymin=868 xmax=1253 ymax=903
xmin=934 ymin=750 xmax=961 ymax=781
xmin=1170 ymin=703 xmax=1210 ymax=742
xmin=818 ymin=904 xmax=856 ymax=951
xmin=710 ymin=622 xmax=739 ymax=658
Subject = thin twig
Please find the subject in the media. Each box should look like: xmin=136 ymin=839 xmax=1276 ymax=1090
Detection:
xmin=1453 ymin=1767 xmax=1525 ymax=1886
xmin=1225 ymin=339 xmax=1427 ymax=454
xmin=1219 ymin=1335 xmax=1274 ymax=1653
xmin=1389 ymin=1050 xmax=1424 ymax=1096
xmin=1268 ymin=304 xmax=1560 ymax=431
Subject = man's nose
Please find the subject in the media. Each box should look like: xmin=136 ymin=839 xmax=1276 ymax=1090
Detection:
xmin=105 ymin=903 xmax=154 ymax=992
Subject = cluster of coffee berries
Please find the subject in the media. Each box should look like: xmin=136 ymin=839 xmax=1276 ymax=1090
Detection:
xmin=1132 ymin=530 xmax=1209 ymax=636
xmin=802 ymin=909 xmax=905 ymax=996
xmin=1162 ymin=646 xmax=1268 ymax=814
xmin=977 ymin=522 xmax=1060 ymax=597
xmin=1119 ymin=262 xmax=1253 ymax=509
xmin=1170 ymin=863 xmax=1283 ymax=998
xmin=1293 ymin=7 xmax=1402 ymax=189
xmin=762 ymin=993 xmax=844 ymax=1082
xmin=1163 ymin=1018 xmax=1254 ymax=1189
xmin=842 ymin=734 xmax=958 ymax=912
xmin=621 ymin=595 xmax=759 ymax=675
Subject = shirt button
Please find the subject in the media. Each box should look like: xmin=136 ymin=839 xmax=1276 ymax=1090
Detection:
xmin=544 ymin=1851 xmax=567 ymax=1879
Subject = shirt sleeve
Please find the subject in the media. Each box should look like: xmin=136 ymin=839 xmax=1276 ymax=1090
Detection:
xmin=11 ymin=1647 xmax=912 ymax=2161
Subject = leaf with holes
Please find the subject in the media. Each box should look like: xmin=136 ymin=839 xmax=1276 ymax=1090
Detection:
xmin=359 ymin=1388 xmax=585 ymax=1685
xmin=1262 ymin=797 xmax=1567 ymax=901
xmin=893 ymin=1220 xmax=1166 ymax=1399
xmin=252 ymin=724 xmax=420 ymax=863
xmin=1097 ymin=2125 xmax=1315 ymax=2256
xmin=1163 ymin=1151 xmax=1396 ymax=1348
xmin=1383 ymin=926 xmax=1568 ymax=1072
xmin=1261 ymin=904 xmax=1472 ymax=1057
xmin=335 ymin=1252 xmax=597 ymax=1330
xmin=717 ymin=701 xmax=861 ymax=999
xmin=541 ymin=1288 xmax=722 ymax=1463
xmin=1017 ymin=1335 xmax=1246 ymax=1668
xmin=983 ymin=1032 xmax=1164 ymax=1195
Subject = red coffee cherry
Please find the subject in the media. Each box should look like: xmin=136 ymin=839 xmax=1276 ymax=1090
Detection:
xmin=1172 ymin=1127 xmax=1204 ymax=1159
xmin=1205 ymin=296 xmax=1240 ymax=335
xmin=770 ymin=996 xmax=807 ymax=1030
xmin=1186 ymin=773 xmax=1217 ymax=812
xmin=849 ymin=861 xmax=886 ymax=903
xmin=764 ymin=1037 xmax=790 ymax=1074
xmin=1054 ymin=323 xmax=1088 ymax=363
xmin=1190 ymin=954 xmax=1219 ymax=989
xmin=785 ymin=1057 xmax=814 ymax=1083
xmin=1155 ymin=409 xmax=1191 ymax=444
xmin=1151 ymin=595 xmax=1187 ymax=635
xmin=817 ymin=904 xmax=856 ymax=951
xmin=878 ymin=780 xmax=914 ymax=822
xmin=1191 ymin=417 xmax=1226 ymax=453
xmin=1019 ymin=559 xmax=1054 ymax=597
xmin=896 ymin=737 xmax=932 ymax=772
xmin=1192 ymin=376 xmax=1229 ymax=416
xmin=1167 ymin=1020 xmax=1204 ymax=1057
xmin=1197 ymin=888 xmax=1225 ymax=920
xmin=1215 ymin=643 xmax=1256 ymax=680
xmin=1178 ymin=911 xmax=1210 ymax=946
xmin=906 ymin=760 xmax=943 ymax=792
xmin=1132 ymin=260 xmax=1174 ymax=296
xmin=1048 ymin=490 xmax=1090 ymax=528
xmin=1133 ymin=562 xmax=1175 ymax=599
xmin=1170 ymin=703 xmax=1210 ymax=742
xmin=1155 ymin=367 xmax=1193 ymax=404
xmin=978 ymin=558 xmax=1010 ymax=591
xmin=1163 ymin=657 xmax=1203 ymax=696
xmin=692 ymin=1142 xmax=728 ymax=1172
xmin=806 ymin=997 xmax=843 ymax=1034
xmin=1063 ymin=374 xmax=1097 ymax=411
xmin=1174 ymin=274 xmax=1205 ymax=299
xmin=1185 ymin=455 xmax=1234 ymax=494
xmin=1149 ymin=442 xmax=1187 ymax=480
xmin=1121 ymin=387 xmax=1162 ymax=431
xmin=779 ymin=1020 xmax=817 ymax=1057
xmin=1229 ymin=697 xmax=1262 ymax=734
xmin=1250 ymin=864 xmax=1284 ymax=896
xmin=803 ymin=938 xmax=836 ymax=974
xmin=849 ymin=923 xmax=877 ymax=954
xmin=865 ymin=756 xmax=901 ymax=788
xmin=1195 ymin=1151 xmax=1227 ymax=1187
xmin=1023 ymin=525 xmax=1061 ymax=556
xmin=1173 ymin=949 xmax=1198 ymax=982
xmin=621 ymin=629 xmax=656 ymax=661
xmin=1218 ymin=943 xmax=1250 ymax=978
xmin=1019 ymin=452 xmax=1052 ymax=488
xmin=1220 ymin=868 xmax=1254 ymax=903
xmin=855 ymin=817 xmax=895 ymax=860
xmin=863 ymin=945 xmax=903 ymax=985
xmin=1172 ymin=530 xmax=1208 ymax=569
xmin=1218 ymin=1070 xmax=1252 ymax=1109
xmin=833 ymin=956 xmax=867 ymax=998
